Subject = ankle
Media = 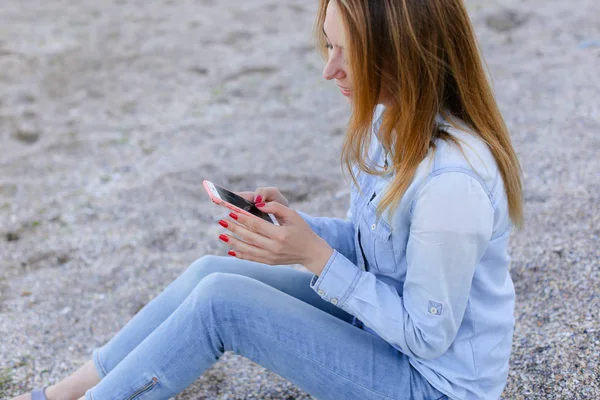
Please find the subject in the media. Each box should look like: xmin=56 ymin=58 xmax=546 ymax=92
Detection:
xmin=44 ymin=384 xmax=78 ymax=400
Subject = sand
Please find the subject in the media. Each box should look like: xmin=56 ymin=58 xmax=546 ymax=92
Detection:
xmin=1 ymin=0 xmax=598 ymax=398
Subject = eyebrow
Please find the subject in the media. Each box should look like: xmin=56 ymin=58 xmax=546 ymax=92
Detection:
xmin=322 ymin=27 xmax=343 ymax=48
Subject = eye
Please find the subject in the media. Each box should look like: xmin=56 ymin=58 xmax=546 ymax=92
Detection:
xmin=325 ymin=43 xmax=333 ymax=50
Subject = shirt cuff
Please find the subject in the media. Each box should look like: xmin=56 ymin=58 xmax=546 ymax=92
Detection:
xmin=310 ymin=250 xmax=362 ymax=309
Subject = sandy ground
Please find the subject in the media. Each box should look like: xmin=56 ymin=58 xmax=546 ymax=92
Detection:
xmin=0 ymin=0 xmax=598 ymax=399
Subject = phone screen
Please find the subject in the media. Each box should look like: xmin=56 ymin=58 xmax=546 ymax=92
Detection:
xmin=214 ymin=184 xmax=274 ymax=223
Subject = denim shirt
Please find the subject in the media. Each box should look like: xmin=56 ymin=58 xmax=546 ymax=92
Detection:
xmin=300 ymin=105 xmax=515 ymax=400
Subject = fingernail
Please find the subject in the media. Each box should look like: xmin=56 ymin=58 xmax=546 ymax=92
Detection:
xmin=255 ymin=202 xmax=265 ymax=208
xmin=229 ymin=213 xmax=238 ymax=220
xmin=255 ymin=195 xmax=262 ymax=203
xmin=219 ymin=220 xmax=228 ymax=228
xmin=228 ymin=250 xmax=237 ymax=257
xmin=219 ymin=234 xmax=229 ymax=242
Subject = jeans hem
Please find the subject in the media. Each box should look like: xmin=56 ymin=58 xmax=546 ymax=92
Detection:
xmin=93 ymin=347 xmax=109 ymax=379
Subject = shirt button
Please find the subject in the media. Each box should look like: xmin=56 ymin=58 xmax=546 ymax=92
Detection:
xmin=330 ymin=298 xmax=338 ymax=305
xmin=371 ymin=223 xmax=376 ymax=230
xmin=317 ymin=289 xmax=326 ymax=296
xmin=430 ymin=307 xmax=438 ymax=314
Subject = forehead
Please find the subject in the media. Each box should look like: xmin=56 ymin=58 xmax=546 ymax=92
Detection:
xmin=323 ymin=0 xmax=344 ymax=40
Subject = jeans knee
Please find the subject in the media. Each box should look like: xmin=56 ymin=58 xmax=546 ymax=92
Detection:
xmin=193 ymin=272 xmax=238 ymax=298
xmin=191 ymin=272 xmax=259 ymax=312
xmin=186 ymin=255 xmax=223 ymax=281
xmin=188 ymin=273 xmax=262 ymax=353
xmin=188 ymin=273 xmax=250 ymax=322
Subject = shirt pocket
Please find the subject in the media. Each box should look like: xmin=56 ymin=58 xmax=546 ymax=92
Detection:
xmin=360 ymin=201 xmax=397 ymax=274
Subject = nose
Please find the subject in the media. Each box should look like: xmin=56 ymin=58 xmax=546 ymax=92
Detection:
xmin=322 ymin=50 xmax=346 ymax=81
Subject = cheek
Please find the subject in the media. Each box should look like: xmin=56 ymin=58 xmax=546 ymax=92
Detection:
xmin=344 ymin=67 xmax=355 ymax=88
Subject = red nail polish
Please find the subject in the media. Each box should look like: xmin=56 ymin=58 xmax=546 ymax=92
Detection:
xmin=255 ymin=195 xmax=262 ymax=203
xmin=255 ymin=202 xmax=265 ymax=208
xmin=229 ymin=213 xmax=238 ymax=220
xmin=228 ymin=250 xmax=237 ymax=257
xmin=219 ymin=220 xmax=228 ymax=228
xmin=219 ymin=234 xmax=229 ymax=242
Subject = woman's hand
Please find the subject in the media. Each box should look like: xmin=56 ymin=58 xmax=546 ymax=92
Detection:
xmin=217 ymin=201 xmax=333 ymax=276
xmin=236 ymin=187 xmax=290 ymax=207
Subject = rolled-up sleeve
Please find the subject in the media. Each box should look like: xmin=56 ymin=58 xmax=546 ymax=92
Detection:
xmin=401 ymin=172 xmax=494 ymax=358
xmin=309 ymin=171 xmax=494 ymax=360
xmin=309 ymin=250 xmax=362 ymax=307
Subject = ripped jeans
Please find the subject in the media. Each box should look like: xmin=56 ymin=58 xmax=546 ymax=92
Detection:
xmin=86 ymin=255 xmax=446 ymax=400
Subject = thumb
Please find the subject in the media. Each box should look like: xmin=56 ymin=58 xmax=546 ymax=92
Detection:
xmin=254 ymin=187 xmax=280 ymax=203
xmin=256 ymin=201 xmax=292 ymax=220
xmin=236 ymin=191 xmax=256 ymax=203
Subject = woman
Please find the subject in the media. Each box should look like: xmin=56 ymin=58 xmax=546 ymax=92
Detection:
xmin=15 ymin=0 xmax=523 ymax=399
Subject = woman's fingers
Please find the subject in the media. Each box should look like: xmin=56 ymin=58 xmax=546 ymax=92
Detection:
xmin=226 ymin=248 xmax=274 ymax=265
xmin=234 ymin=187 xmax=289 ymax=207
xmin=234 ymin=189 xmax=281 ymax=205
xmin=218 ymin=220 xmax=276 ymax=264
xmin=253 ymin=187 xmax=274 ymax=203
xmin=254 ymin=187 xmax=289 ymax=207
xmin=218 ymin=215 xmax=274 ymax=248
xmin=223 ymin=236 xmax=273 ymax=264
xmin=231 ymin=189 xmax=275 ymax=203
xmin=235 ymin=191 xmax=256 ymax=202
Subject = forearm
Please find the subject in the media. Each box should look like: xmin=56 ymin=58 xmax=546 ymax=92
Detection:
xmin=298 ymin=211 xmax=357 ymax=264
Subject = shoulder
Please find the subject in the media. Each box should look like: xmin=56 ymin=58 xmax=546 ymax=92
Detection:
xmin=373 ymin=104 xmax=385 ymax=127
xmin=370 ymin=104 xmax=386 ymax=143
xmin=407 ymin=118 xmax=502 ymax=208
xmin=416 ymin=118 xmax=499 ymax=192
xmin=407 ymin=118 xmax=511 ymax=232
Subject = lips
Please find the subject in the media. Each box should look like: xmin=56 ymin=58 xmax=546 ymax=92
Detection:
xmin=337 ymin=85 xmax=352 ymax=96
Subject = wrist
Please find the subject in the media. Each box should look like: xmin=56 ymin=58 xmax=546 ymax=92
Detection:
xmin=304 ymin=237 xmax=333 ymax=275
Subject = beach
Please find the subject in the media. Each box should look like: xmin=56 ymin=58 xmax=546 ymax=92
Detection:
xmin=1 ymin=0 xmax=598 ymax=398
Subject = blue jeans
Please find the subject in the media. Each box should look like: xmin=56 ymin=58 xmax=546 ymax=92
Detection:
xmin=86 ymin=255 xmax=446 ymax=400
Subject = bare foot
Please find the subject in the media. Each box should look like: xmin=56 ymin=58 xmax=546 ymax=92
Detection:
xmin=10 ymin=360 xmax=99 ymax=400
xmin=11 ymin=394 xmax=32 ymax=400
xmin=11 ymin=388 xmax=71 ymax=400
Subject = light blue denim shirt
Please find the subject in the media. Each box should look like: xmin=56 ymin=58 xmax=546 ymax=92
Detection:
xmin=300 ymin=105 xmax=515 ymax=400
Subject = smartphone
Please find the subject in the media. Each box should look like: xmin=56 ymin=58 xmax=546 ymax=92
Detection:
xmin=203 ymin=180 xmax=279 ymax=225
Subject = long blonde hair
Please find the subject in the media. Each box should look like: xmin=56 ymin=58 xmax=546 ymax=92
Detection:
xmin=314 ymin=0 xmax=523 ymax=227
